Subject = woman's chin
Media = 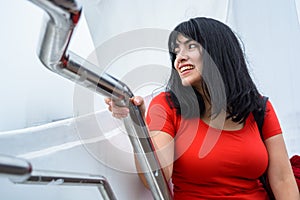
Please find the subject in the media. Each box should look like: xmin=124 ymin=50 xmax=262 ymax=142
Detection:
xmin=181 ymin=80 xmax=192 ymax=87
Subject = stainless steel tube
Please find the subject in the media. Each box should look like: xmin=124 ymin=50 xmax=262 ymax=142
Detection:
xmin=0 ymin=154 xmax=32 ymax=182
xmin=124 ymin=106 xmax=173 ymax=200
xmin=0 ymin=154 xmax=116 ymax=199
xmin=18 ymin=170 xmax=117 ymax=200
xmin=26 ymin=0 xmax=172 ymax=199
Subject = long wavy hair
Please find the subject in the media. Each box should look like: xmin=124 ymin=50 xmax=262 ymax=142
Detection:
xmin=166 ymin=17 xmax=264 ymax=123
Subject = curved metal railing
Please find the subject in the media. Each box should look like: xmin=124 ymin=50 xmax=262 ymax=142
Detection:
xmin=24 ymin=0 xmax=173 ymax=199
xmin=0 ymin=154 xmax=116 ymax=200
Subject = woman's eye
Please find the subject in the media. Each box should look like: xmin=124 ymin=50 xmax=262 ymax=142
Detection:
xmin=189 ymin=44 xmax=197 ymax=49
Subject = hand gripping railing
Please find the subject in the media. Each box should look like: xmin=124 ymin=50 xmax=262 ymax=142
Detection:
xmin=26 ymin=0 xmax=173 ymax=199
xmin=0 ymin=154 xmax=116 ymax=200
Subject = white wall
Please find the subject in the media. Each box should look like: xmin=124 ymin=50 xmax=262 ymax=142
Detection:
xmin=0 ymin=0 xmax=95 ymax=131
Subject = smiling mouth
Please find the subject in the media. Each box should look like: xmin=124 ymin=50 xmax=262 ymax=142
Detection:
xmin=179 ymin=65 xmax=195 ymax=73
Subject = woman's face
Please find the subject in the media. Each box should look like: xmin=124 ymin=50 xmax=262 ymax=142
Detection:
xmin=173 ymin=34 xmax=203 ymax=90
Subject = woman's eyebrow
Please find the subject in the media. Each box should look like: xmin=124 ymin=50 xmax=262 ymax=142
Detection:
xmin=176 ymin=38 xmax=193 ymax=45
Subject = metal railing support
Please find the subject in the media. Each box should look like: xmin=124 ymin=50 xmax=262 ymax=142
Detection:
xmin=0 ymin=154 xmax=116 ymax=200
xmin=25 ymin=0 xmax=173 ymax=199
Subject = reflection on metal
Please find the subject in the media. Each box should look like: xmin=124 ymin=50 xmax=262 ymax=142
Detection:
xmin=0 ymin=154 xmax=116 ymax=200
xmin=26 ymin=0 xmax=172 ymax=199
xmin=0 ymin=154 xmax=32 ymax=182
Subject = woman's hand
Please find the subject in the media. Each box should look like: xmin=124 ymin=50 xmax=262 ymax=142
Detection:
xmin=104 ymin=96 xmax=146 ymax=119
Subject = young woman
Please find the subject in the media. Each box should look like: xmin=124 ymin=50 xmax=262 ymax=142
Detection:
xmin=105 ymin=17 xmax=299 ymax=199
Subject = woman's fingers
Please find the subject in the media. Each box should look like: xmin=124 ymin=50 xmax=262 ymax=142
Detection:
xmin=105 ymin=96 xmax=146 ymax=119
xmin=104 ymin=98 xmax=113 ymax=112
xmin=105 ymin=97 xmax=130 ymax=118
xmin=131 ymin=96 xmax=146 ymax=118
xmin=132 ymin=96 xmax=143 ymax=106
xmin=112 ymin=112 xmax=129 ymax=119
xmin=111 ymin=104 xmax=129 ymax=116
xmin=104 ymin=97 xmax=111 ymax=104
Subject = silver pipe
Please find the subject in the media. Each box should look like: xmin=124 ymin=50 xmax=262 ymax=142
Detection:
xmin=0 ymin=154 xmax=32 ymax=182
xmin=17 ymin=170 xmax=117 ymax=200
xmin=124 ymin=109 xmax=173 ymax=200
xmin=0 ymin=154 xmax=116 ymax=200
xmin=27 ymin=0 xmax=172 ymax=199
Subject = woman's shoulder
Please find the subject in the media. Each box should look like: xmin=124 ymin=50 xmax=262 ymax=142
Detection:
xmin=265 ymin=98 xmax=278 ymax=116
xmin=149 ymin=91 xmax=170 ymax=104
xmin=263 ymin=98 xmax=282 ymax=139
xmin=146 ymin=91 xmax=175 ymax=112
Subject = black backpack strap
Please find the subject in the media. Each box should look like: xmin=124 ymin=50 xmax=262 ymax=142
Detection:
xmin=253 ymin=96 xmax=269 ymax=140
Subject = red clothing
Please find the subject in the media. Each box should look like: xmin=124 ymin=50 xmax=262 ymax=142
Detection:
xmin=290 ymin=155 xmax=300 ymax=190
xmin=146 ymin=92 xmax=282 ymax=200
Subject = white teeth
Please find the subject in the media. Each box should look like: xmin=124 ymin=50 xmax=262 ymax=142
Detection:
xmin=180 ymin=65 xmax=194 ymax=73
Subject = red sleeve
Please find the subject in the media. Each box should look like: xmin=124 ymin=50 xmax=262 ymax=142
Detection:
xmin=145 ymin=92 xmax=177 ymax=138
xmin=262 ymin=100 xmax=282 ymax=140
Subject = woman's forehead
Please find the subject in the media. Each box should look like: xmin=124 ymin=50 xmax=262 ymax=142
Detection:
xmin=175 ymin=34 xmax=193 ymax=44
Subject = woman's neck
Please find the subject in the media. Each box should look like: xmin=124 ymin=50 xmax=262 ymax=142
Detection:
xmin=201 ymin=109 xmax=244 ymax=131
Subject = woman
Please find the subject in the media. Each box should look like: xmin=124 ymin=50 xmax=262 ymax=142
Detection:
xmin=105 ymin=17 xmax=299 ymax=199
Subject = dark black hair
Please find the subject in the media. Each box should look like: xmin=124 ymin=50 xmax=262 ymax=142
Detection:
xmin=166 ymin=17 xmax=264 ymax=123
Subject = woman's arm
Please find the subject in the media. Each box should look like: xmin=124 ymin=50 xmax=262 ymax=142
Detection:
xmin=135 ymin=130 xmax=174 ymax=188
xmin=265 ymin=134 xmax=300 ymax=199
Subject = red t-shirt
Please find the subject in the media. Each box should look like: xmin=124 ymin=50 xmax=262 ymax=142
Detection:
xmin=146 ymin=92 xmax=282 ymax=200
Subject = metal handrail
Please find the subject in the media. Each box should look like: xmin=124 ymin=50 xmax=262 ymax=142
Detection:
xmin=0 ymin=154 xmax=116 ymax=200
xmin=26 ymin=0 xmax=173 ymax=199
xmin=0 ymin=154 xmax=32 ymax=182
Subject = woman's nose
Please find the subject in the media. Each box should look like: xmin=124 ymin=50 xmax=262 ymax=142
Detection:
xmin=176 ymin=51 xmax=188 ymax=63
